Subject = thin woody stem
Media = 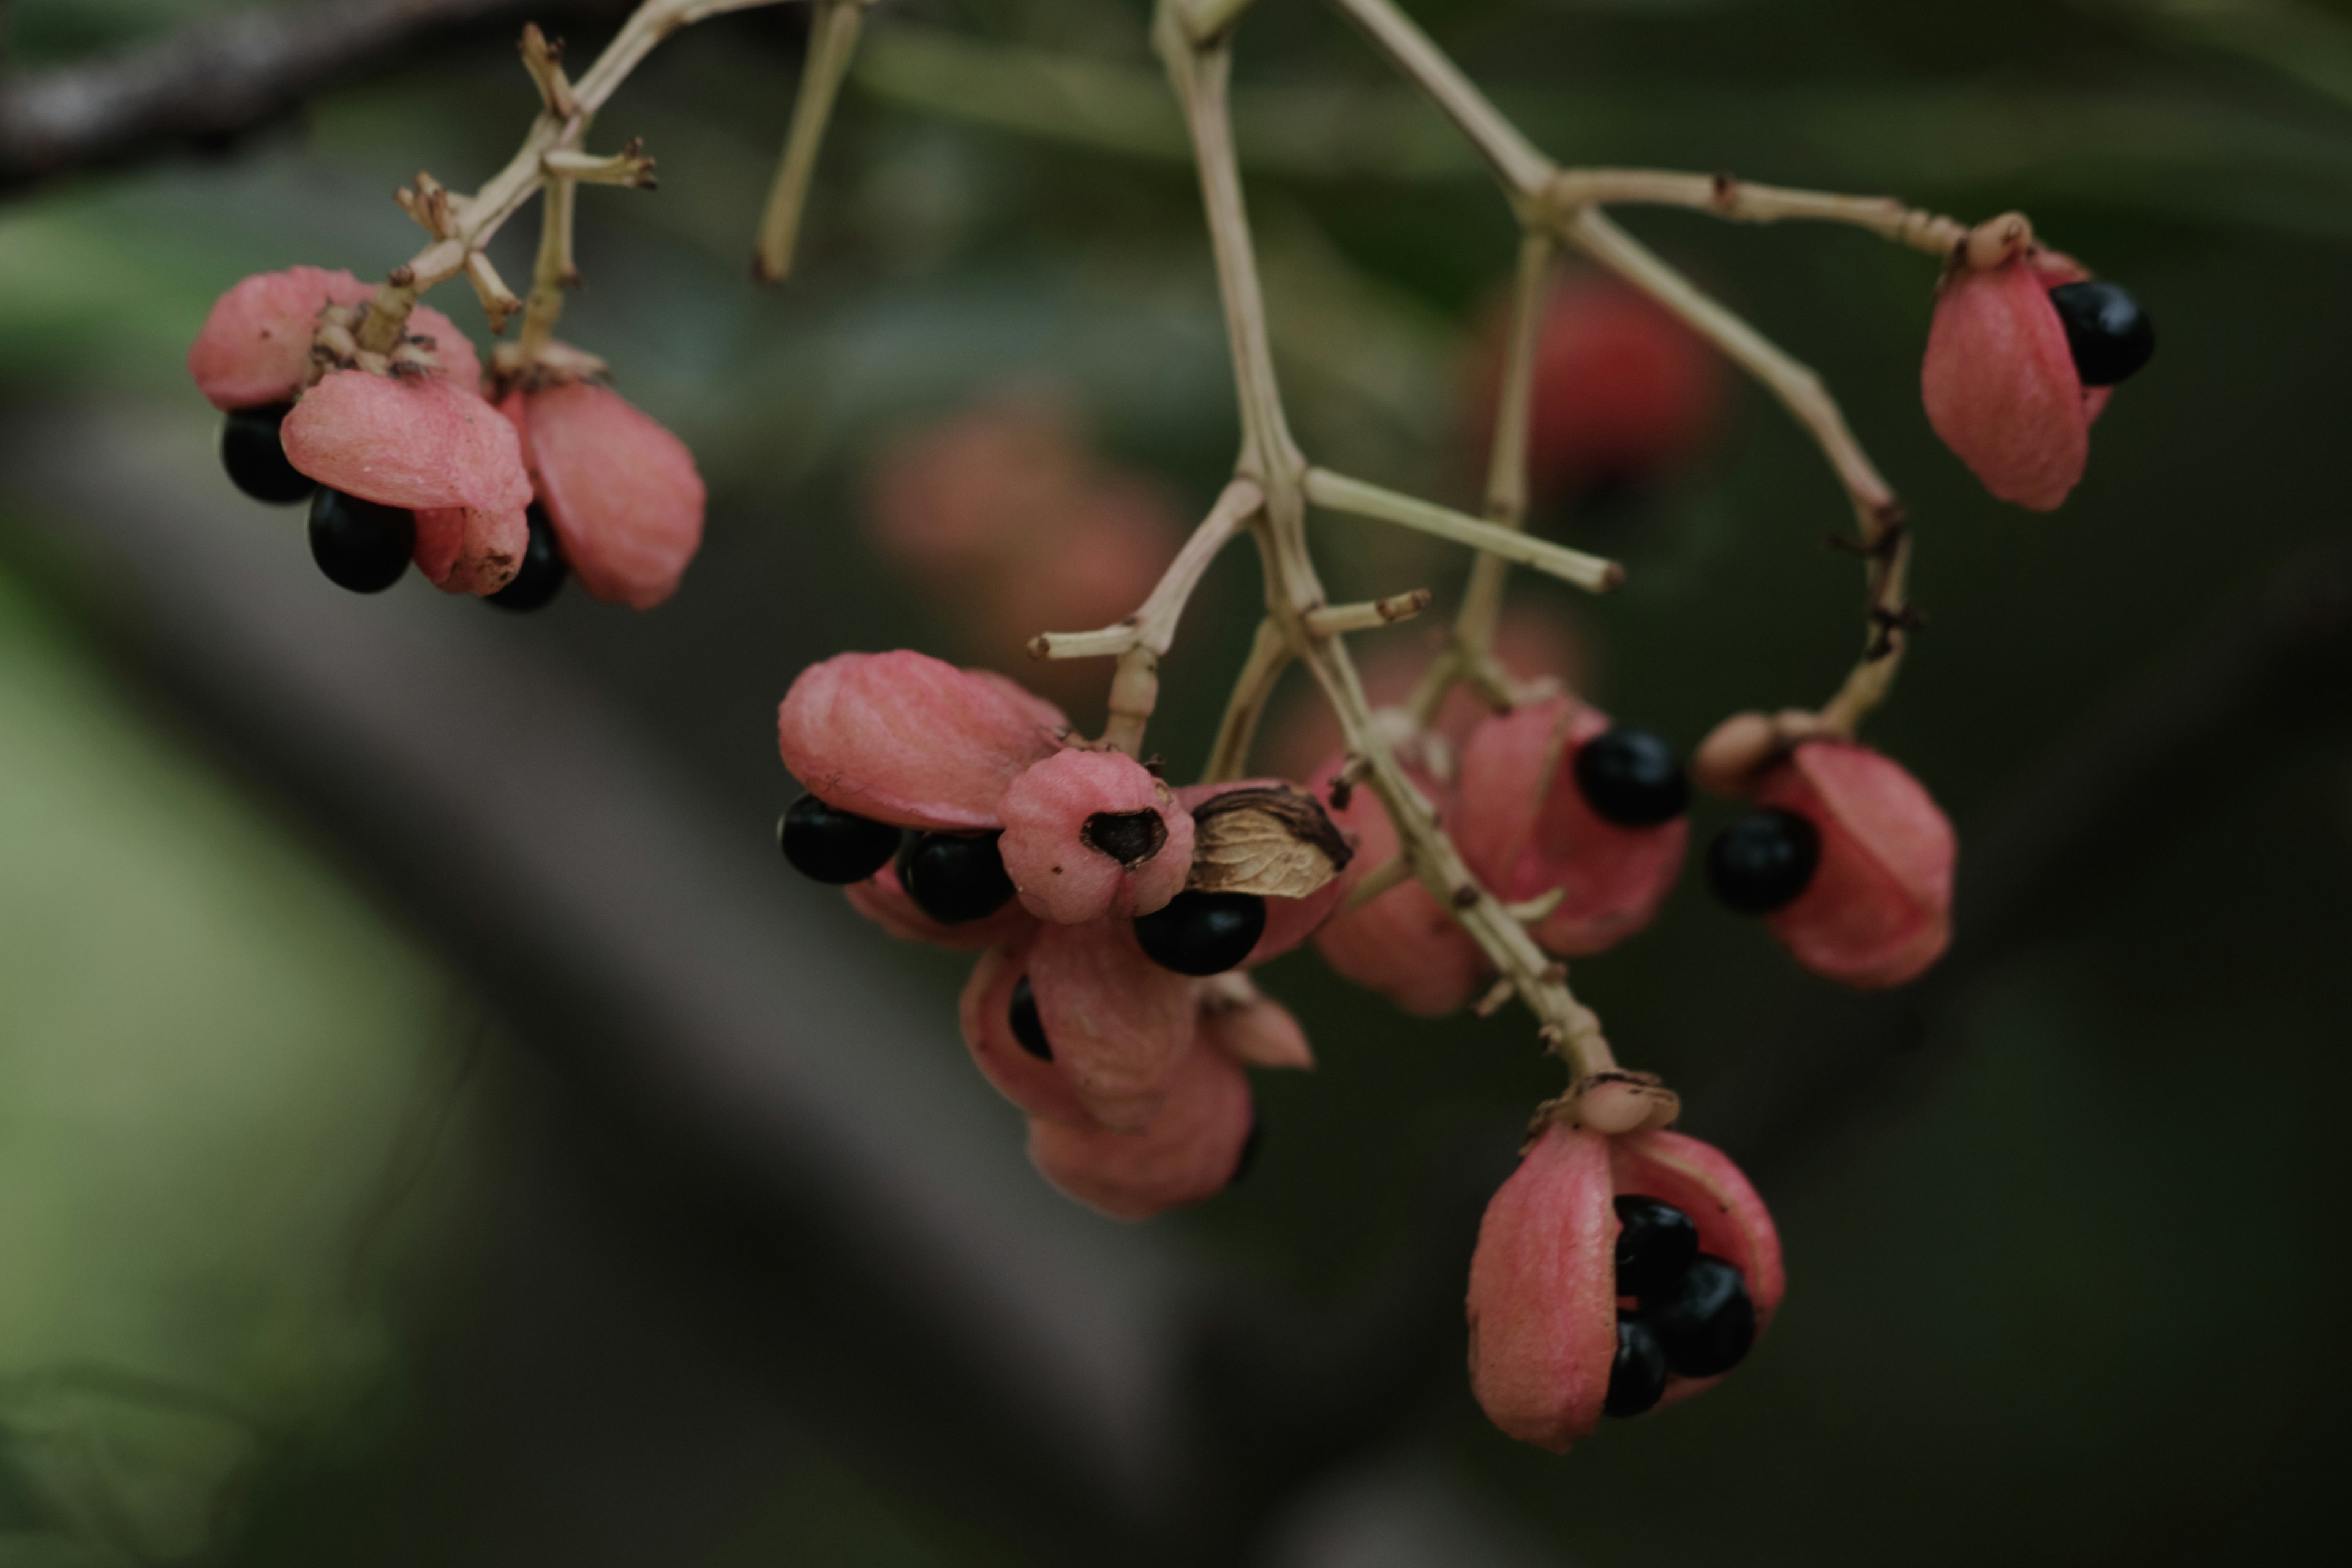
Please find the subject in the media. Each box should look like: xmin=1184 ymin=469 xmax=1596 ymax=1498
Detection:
xmin=1303 ymin=467 xmax=1622 ymax=595
xmin=1539 ymin=168 xmax=1966 ymax=257
xmin=1031 ymin=478 xmax=1264 ymax=662
xmin=517 ymin=174 xmax=578 ymax=360
xmin=1203 ymin=616 xmax=1292 ymax=783
xmin=358 ymin=0 xmax=791 ymax=352
xmin=754 ymin=0 xmax=869 ymax=284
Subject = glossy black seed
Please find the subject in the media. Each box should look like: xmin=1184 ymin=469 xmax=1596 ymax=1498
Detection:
xmin=1574 ymin=728 xmax=1690 ymax=826
xmin=1008 ymin=977 xmax=1051 ymax=1061
xmin=1612 ymin=1195 xmax=1699 ymax=1297
xmin=1229 ymin=1120 xmax=1262 ymax=1186
xmin=2048 ymin=280 xmax=2155 ymax=388
xmin=307 ymin=489 xmax=414 ymax=594
xmin=219 ymin=404 xmax=315 ymax=505
xmin=899 ymin=831 xmax=1016 ymax=924
xmin=1134 ymin=890 xmax=1265 ymax=976
xmin=488 ymin=504 xmax=568 ymax=612
xmin=1642 ymin=1254 xmax=1755 ymax=1378
xmin=778 ymin=794 xmax=900 ymax=884
xmin=1082 ymin=809 xmax=1167 ymax=866
xmin=1706 ymin=808 xmax=1820 ymax=914
xmin=1605 ymin=1312 xmax=1670 ymax=1418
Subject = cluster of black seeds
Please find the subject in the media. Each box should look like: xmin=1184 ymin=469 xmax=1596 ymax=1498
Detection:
xmin=218 ymin=405 xmax=567 ymax=609
xmin=778 ymin=792 xmax=1268 ymax=978
xmin=1605 ymin=1194 xmax=1757 ymax=1419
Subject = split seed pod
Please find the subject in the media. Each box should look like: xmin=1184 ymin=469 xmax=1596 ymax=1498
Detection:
xmin=1755 ymin=741 xmax=1955 ymax=989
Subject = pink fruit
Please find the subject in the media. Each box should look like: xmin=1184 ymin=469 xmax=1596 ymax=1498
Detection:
xmin=413 ymin=505 xmax=532 ymax=597
xmin=1465 ymin=1122 xmax=1782 ymax=1452
xmin=1200 ymin=989 xmax=1314 ymax=1070
xmin=505 ymin=380 xmax=706 ymax=609
xmin=1308 ymin=756 xmax=1488 ymax=1016
xmin=998 ymin=749 xmax=1194 ymax=924
xmin=281 ymin=370 xmax=532 ymax=516
xmin=1756 ymin=740 xmax=1955 ymax=989
xmin=1921 ymin=249 xmax=2108 ymax=511
xmin=777 ymin=650 xmax=1069 ymax=832
xmin=1025 ymin=919 xmax=1199 ymax=1132
xmin=1455 ymin=696 xmax=1687 ymax=957
xmin=1027 ymin=1036 xmax=1253 ymax=1221
xmin=957 ymin=940 xmax=1096 ymax=1128
xmin=189 ymin=266 xmax=377 ymax=410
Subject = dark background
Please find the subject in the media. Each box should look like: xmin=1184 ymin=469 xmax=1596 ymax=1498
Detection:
xmin=0 ymin=0 xmax=2347 ymax=1562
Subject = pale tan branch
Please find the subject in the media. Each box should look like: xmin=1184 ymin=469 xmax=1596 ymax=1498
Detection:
xmin=755 ymin=0 xmax=869 ymax=283
xmin=1302 ymin=467 xmax=1623 ymax=595
xmin=465 ymin=250 xmax=524 ymax=334
xmin=1203 ymin=617 xmax=1293 ymax=784
xmin=1030 ymin=478 xmax=1264 ymax=662
xmin=543 ymin=144 xmax=658 ymax=186
xmin=1540 ymin=168 xmax=1966 ymax=257
xmin=1451 ymin=226 xmax=1555 ymax=682
xmin=519 ymin=21 xmax=582 ymax=120
xmin=1180 ymin=0 xmax=1264 ymax=43
xmin=1319 ymin=0 xmax=1551 ymax=197
xmin=1303 ymin=590 xmax=1432 ymax=638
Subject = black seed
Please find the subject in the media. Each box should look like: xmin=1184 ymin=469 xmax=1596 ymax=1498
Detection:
xmin=778 ymin=794 xmax=900 ymax=884
xmin=488 ymin=503 xmax=568 ymax=612
xmin=2048 ymin=280 xmax=2155 ymax=388
xmin=1229 ymin=1120 xmax=1262 ymax=1186
xmin=1082 ymin=809 xmax=1168 ymax=867
xmin=1134 ymin=890 xmax=1265 ymax=976
xmin=1574 ymin=728 xmax=1690 ymax=826
xmin=900 ymin=831 xmax=1016 ymax=924
xmin=1642 ymin=1254 xmax=1755 ymax=1378
xmin=219 ymin=403 xmax=315 ymax=505
xmin=1605 ymin=1312 xmax=1670 ymax=1418
xmin=1612 ymin=1195 xmax=1699 ymax=1297
xmin=307 ymin=489 xmax=414 ymax=594
xmin=1706 ymin=809 xmax=1820 ymax=914
xmin=1008 ymin=977 xmax=1051 ymax=1060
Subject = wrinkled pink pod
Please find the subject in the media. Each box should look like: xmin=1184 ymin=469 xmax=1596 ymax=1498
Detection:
xmin=1202 ymin=993 xmax=1313 ymax=1071
xmin=843 ymin=860 xmax=1036 ymax=952
xmin=1027 ymin=1039 xmax=1253 ymax=1221
xmin=281 ymin=370 xmax=532 ymax=515
xmin=402 ymin=303 xmax=483 ymax=391
xmin=189 ymin=266 xmax=377 ymax=410
xmin=1465 ymin=1123 xmax=1618 ymax=1453
xmin=1173 ymin=778 xmax=1349 ymax=964
xmin=1922 ymin=252 xmax=2103 ymax=511
xmin=1308 ymin=759 xmax=1488 ymax=1016
xmin=1027 ymin=919 xmax=1197 ymax=1133
xmin=1456 ymin=697 xmax=1686 ymax=958
xmin=413 ymin=505 xmax=530 ymax=595
xmin=508 ymin=382 xmax=706 ymax=609
xmin=1757 ymin=741 xmax=1954 ymax=989
xmin=957 ymin=941 xmax=1096 ymax=1128
xmin=1611 ymin=1128 xmax=1785 ymax=1411
xmin=776 ymin=650 xmax=1067 ymax=832
xmin=998 ymin=750 xmax=1194 ymax=924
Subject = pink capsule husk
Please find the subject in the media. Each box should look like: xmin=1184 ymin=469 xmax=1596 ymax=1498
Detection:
xmin=281 ymin=369 xmax=533 ymax=516
xmin=998 ymin=749 xmax=1194 ymax=924
xmin=1200 ymin=992 xmax=1314 ymax=1071
xmin=1611 ymin=1129 xmax=1785 ymax=1410
xmin=1754 ymin=741 xmax=1954 ymax=988
xmin=1456 ymin=696 xmax=1686 ymax=957
xmin=1464 ymin=1122 xmax=1618 ymax=1453
xmin=505 ymin=381 xmax=706 ymax=609
xmin=412 ymin=505 xmax=532 ymax=596
xmin=1309 ymin=758 xmax=1488 ymax=1016
xmin=1027 ymin=1036 xmax=1253 ymax=1221
xmin=189 ymin=266 xmax=378 ymax=410
xmin=1027 ymin=918 xmax=1198 ymax=1133
xmin=843 ymin=859 xmax=1036 ymax=952
xmin=957 ymin=940 xmax=1097 ymax=1128
xmin=1173 ymin=778 xmax=1350 ymax=964
xmin=776 ymin=650 xmax=1068 ymax=832
xmin=1921 ymin=251 xmax=2105 ymax=512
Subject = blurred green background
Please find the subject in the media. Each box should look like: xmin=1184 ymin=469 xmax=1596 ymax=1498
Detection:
xmin=1 ymin=0 xmax=2350 ymax=1562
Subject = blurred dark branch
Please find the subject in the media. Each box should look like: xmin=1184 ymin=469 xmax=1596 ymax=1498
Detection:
xmin=0 ymin=0 xmax=633 ymax=190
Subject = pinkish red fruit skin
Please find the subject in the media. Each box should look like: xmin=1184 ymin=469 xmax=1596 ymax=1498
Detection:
xmin=1456 ymin=697 xmax=1687 ymax=958
xmin=189 ymin=267 xmax=377 ymax=410
xmin=281 ymin=371 xmax=533 ymax=516
xmin=413 ymin=505 xmax=531 ymax=595
xmin=958 ymin=940 xmax=1098 ymax=1128
xmin=1466 ymin=1124 xmax=1785 ymax=1451
xmin=845 ymin=861 xmax=1036 ymax=951
xmin=776 ymin=650 xmax=1068 ymax=832
xmin=1757 ymin=741 xmax=1954 ymax=989
xmin=1027 ymin=920 xmax=1198 ymax=1133
xmin=1201 ymin=993 xmax=1314 ymax=1070
xmin=1466 ymin=1123 xmax=1619 ymax=1453
xmin=1310 ymin=756 xmax=1488 ymax=1016
xmin=1921 ymin=252 xmax=2106 ymax=512
xmin=1027 ymin=1037 xmax=1253 ymax=1221
xmin=998 ymin=750 xmax=1195 ymax=924
xmin=505 ymin=382 xmax=706 ymax=609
